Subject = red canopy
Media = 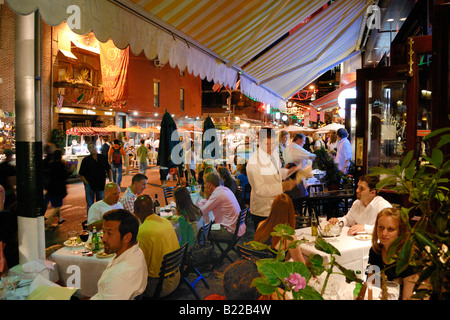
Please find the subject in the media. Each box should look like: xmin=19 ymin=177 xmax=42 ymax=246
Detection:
xmin=66 ymin=127 xmax=110 ymax=136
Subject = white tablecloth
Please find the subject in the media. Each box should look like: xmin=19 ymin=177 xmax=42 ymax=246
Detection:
xmin=296 ymin=226 xmax=371 ymax=274
xmin=49 ymin=246 xmax=113 ymax=298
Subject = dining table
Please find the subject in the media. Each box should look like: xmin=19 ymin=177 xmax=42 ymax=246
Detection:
xmin=48 ymin=245 xmax=114 ymax=298
xmin=295 ymin=225 xmax=372 ymax=274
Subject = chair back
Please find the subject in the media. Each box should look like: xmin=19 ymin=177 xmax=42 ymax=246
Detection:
xmin=233 ymin=207 xmax=249 ymax=237
xmin=236 ymin=244 xmax=275 ymax=261
xmin=197 ymin=221 xmax=213 ymax=245
xmin=295 ymin=215 xmax=311 ymax=229
xmin=243 ymin=184 xmax=251 ymax=201
xmin=154 ymin=243 xmax=188 ymax=298
xmin=162 ymin=186 xmax=176 ymax=205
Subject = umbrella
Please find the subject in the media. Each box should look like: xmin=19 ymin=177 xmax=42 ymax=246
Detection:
xmin=124 ymin=125 xmax=149 ymax=134
xmin=144 ymin=126 xmax=160 ymax=134
xmin=104 ymin=124 xmax=126 ymax=132
xmin=316 ymin=123 xmax=344 ymax=133
xmin=157 ymin=111 xmax=180 ymax=168
xmin=284 ymin=125 xmax=304 ymax=133
xmin=202 ymin=116 xmax=220 ymax=160
xmin=179 ymin=124 xmax=202 ymax=133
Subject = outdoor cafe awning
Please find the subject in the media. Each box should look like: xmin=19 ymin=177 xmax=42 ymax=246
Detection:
xmin=309 ymin=80 xmax=356 ymax=111
xmin=7 ymin=0 xmax=369 ymax=111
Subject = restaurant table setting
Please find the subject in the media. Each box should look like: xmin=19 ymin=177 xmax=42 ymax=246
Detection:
xmin=48 ymin=230 xmax=114 ymax=298
xmin=296 ymin=223 xmax=372 ymax=274
xmin=1 ymin=260 xmax=77 ymax=300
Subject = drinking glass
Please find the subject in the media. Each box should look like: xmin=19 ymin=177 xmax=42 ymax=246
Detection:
xmin=385 ymin=281 xmax=400 ymax=300
xmin=318 ymin=215 xmax=327 ymax=226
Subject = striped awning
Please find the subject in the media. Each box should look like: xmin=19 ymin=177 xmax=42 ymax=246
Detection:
xmin=66 ymin=127 xmax=97 ymax=136
xmin=66 ymin=127 xmax=111 ymax=136
xmin=7 ymin=0 xmax=369 ymax=110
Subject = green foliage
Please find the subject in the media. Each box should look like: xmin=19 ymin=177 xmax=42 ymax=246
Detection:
xmin=369 ymin=115 xmax=450 ymax=300
xmin=49 ymin=128 xmax=66 ymax=150
xmin=246 ymin=223 xmax=362 ymax=300
xmin=313 ymin=147 xmax=343 ymax=187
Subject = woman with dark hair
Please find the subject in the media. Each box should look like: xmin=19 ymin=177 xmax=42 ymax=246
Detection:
xmin=174 ymin=187 xmax=202 ymax=247
xmin=254 ymin=193 xmax=306 ymax=264
xmin=217 ymin=166 xmax=238 ymax=199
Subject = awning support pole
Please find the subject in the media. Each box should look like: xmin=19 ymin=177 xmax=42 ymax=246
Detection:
xmin=15 ymin=11 xmax=46 ymax=263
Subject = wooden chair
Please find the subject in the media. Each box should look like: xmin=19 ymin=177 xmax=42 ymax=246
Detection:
xmin=210 ymin=207 xmax=249 ymax=267
xmin=162 ymin=186 xmax=176 ymax=205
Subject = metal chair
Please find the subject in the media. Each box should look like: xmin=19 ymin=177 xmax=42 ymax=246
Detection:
xmin=210 ymin=207 xmax=250 ymax=267
xmin=197 ymin=220 xmax=213 ymax=245
xmin=236 ymin=244 xmax=275 ymax=261
xmin=152 ymin=243 xmax=188 ymax=299
xmin=162 ymin=186 xmax=176 ymax=205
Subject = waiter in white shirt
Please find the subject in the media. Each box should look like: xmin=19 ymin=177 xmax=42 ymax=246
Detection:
xmin=329 ymin=175 xmax=392 ymax=235
xmin=335 ymin=128 xmax=352 ymax=173
xmin=283 ymin=133 xmax=316 ymax=166
xmin=247 ymin=128 xmax=299 ymax=230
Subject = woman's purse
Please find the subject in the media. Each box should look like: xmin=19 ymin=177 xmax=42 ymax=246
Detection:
xmin=188 ymin=242 xmax=216 ymax=267
xmin=187 ymin=221 xmax=216 ymax=267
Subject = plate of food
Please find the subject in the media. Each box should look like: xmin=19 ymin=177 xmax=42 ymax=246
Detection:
xmin=64 ymin=239 xmax=85 ymax=247
xmin=95 ymin=250 xmax=115 ymax=259
xmin=355 ymin=234 xmax=372 ymax=241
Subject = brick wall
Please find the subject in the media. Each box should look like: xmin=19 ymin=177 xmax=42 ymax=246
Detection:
xmin=0 ymin=5 xmax=53 ymax=144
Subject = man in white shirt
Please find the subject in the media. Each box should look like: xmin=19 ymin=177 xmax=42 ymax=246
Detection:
xmin=335 ymin=128 xmax=352 ymax=173
xmin=199 ymin=172 xmax=244 ymax=241
xmin=283 ymin=132 xmax=316 ymax=166
xmin=247 ymin=128 xmax=299 ymax=230
xmin=87 ymin=182 xmax=123 ymax=230
xmin=329 ymin=175 xmax=392 ymax=235
xmin=91 ymin=209 xmax=147 ymax=300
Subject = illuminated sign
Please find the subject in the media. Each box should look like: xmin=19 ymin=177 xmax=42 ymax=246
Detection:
xmin=54 ymin=107 xmax=115 ymax=117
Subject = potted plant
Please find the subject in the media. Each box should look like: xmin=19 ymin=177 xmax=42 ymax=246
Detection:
xmin=246 ymin=224 xmax=362 ymax=300
xmin=313 ymin=147 xmax=342 ymax=190
xmin=369 ymin=115 xmax=450 ymax=300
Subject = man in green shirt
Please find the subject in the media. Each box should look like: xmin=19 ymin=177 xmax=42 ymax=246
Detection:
xmin=134 ymin=195 xmax=180 ymax=298
xmin=136 ymin=139 xmax=149 ymax=175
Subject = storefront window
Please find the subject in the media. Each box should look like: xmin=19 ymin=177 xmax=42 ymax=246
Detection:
xmin=417 ymin=54 xmax=432 ymax=159
xmin=367 ymin=79 xmax=407 ymax=170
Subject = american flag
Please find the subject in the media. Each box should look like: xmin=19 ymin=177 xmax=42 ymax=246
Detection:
xmin=56 ymin=93 xmax=64 ymax=109
xmin=87 ymin=96 xmax=95 ymax=105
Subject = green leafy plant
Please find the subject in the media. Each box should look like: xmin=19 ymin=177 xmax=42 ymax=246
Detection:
xmin=246 ymin=224 xmax=362 ymax=300
xmin=369 ymin=115 xmax=450 ymax=300
xmin=49 ymin=128 xmax=66 ymax=150
xmin=313 ymin=147 xmax=343 ymax=188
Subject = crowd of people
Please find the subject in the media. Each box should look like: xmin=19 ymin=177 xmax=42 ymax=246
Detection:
xmin=0 ymin=126 xmax=427 ymax=300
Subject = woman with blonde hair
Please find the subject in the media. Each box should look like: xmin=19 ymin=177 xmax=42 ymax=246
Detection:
xmin=254 ymin=193 xmax=306 ymax=263
xmin=368 ymin=207 xmax=420 ymax=299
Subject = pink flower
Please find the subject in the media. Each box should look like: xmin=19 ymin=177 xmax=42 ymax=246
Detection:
xmin=286 ymin=273 xmax=306 ymax=292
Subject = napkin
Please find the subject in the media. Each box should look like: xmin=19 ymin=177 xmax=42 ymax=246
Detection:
xmin=22 ymin=260 xmax=55 ymax=273
xmin=27 ymin=275 xmax=77 ymax=300
xmin=21 ymin=259 xmax=56 ymax=281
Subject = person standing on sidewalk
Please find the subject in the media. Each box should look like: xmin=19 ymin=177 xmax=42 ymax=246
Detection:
xmin=79 ymin=142 xmax=112 ymax=215
xmin=108 ymin=139 xmax=126 ymax=188
xmin=136 ymin=139 xmax=149 ymax=175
